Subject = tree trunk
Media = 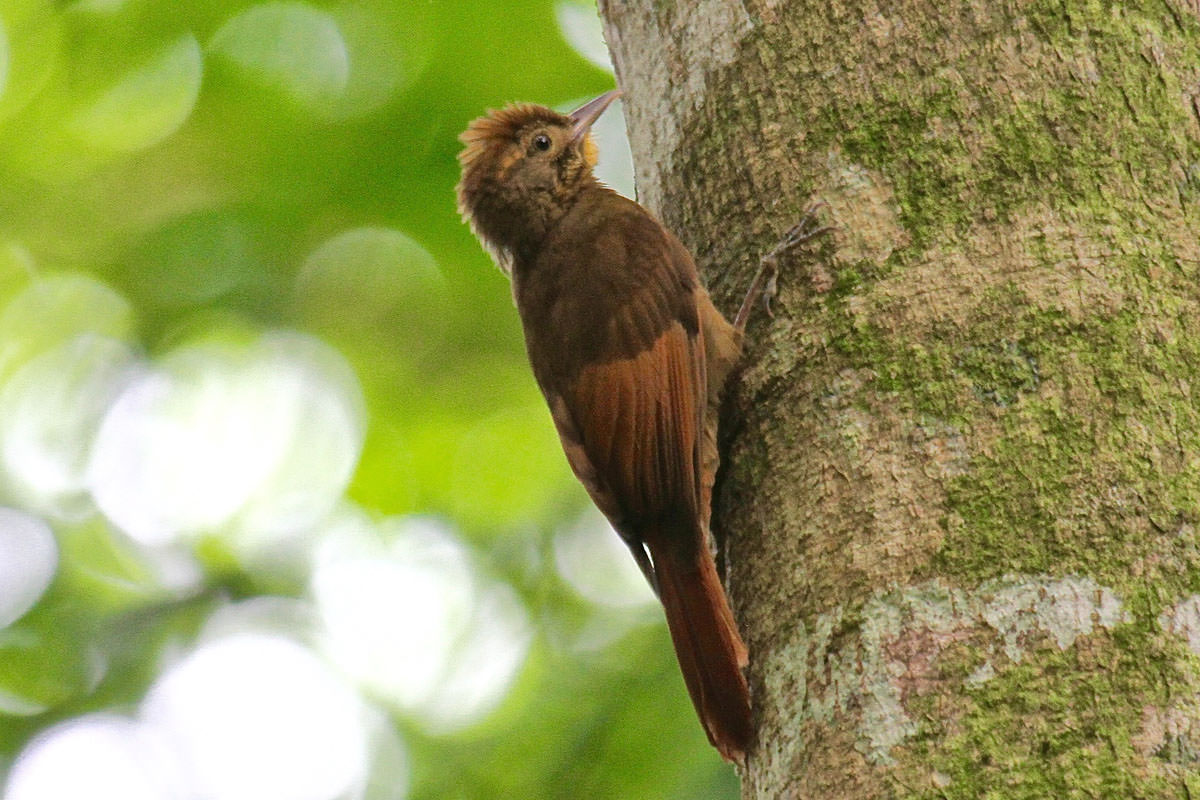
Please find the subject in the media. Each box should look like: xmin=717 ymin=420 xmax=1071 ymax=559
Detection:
xmin=596 ymin=0 xmax=1200 ymax=796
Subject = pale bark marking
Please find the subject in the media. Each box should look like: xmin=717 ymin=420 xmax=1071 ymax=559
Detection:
xmin=764 ymin=576 xmax=1128 ymax=766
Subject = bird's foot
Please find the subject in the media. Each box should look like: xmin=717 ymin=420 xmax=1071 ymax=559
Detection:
xmin=733 ymin=201 xmax=833 ymax=331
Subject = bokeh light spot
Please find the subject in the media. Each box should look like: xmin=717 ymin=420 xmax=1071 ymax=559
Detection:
xmin=209 ymin=2 xmax=349 ymax=112
xmin=0 ymin=274 xmax=133 ymax=383
xmin=228 ymin=332 xmax=365 ymax=548
xmin=555 ymin=1 xmax=612 ymax=71
xmin=143 ymin=633 xmax=367 ymax=800
xmin=87 ymin=331 xmax=364 ymax=550
xmin=0 ymin=508 xmax=57 ymax=629
xmin=563 ymin=95 xmax=634 ymax=198
xmin=68 ymin=34 xmax=203 ymax=153
xmin=295 ymin=227 xmax=449 ymax=378
xmin=295 ymin=227 xmax=440 ymax=330
xmin=124 ymin=212 xmax=259 ymax=310
xmin=423 ymin=580 xmax=530 ymax=728
xmin=0 ymin=5 xmax=63 ymax=125
xmin=322 ymin=3 xmax=411 ymax=118
xmin=554 ymin=508 xmax=657 ymax=609
xmin=313 ymin=513 xmax=531 ymax=731
xmin=194 ymin=596 xmax=316 ymax=646
xmin=0 ymin=335 xmax=136 ymax=518
xmin=3 ymin=714 xmax=182 ymax=800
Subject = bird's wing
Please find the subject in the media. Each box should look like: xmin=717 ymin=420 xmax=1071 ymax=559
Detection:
xmin=557 ymin=319 xmax=704 ymax=524
xmin=530 ymin=202 xmax=708 ymax=561
xmin=546 ymin=320 xmax=706 ymax=593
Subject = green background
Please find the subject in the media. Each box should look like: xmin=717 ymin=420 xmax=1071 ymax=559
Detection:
xmin=0 ymin=0 xmax=738 ymax=797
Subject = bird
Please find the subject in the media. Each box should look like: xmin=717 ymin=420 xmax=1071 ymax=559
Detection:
xmin=456 ymin=88 xmax=826 ymax=764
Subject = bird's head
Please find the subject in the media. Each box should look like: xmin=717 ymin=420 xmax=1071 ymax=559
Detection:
xmin=456 ymin=90 xmax=621 ymax=270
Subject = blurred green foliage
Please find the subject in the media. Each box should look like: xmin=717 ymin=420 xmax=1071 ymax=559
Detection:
xmin=0 ymin=0 xmax=739 ymax=797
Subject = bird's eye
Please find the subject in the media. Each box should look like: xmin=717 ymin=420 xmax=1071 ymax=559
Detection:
xmin=532 ymin=134 xmax=552 ymax=152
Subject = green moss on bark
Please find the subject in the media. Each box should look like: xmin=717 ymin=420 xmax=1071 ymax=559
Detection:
xmin=795 ymin=0 xmax=1200 ymax=252
xmin=902 ymin=616 xmax=1196 ymax=799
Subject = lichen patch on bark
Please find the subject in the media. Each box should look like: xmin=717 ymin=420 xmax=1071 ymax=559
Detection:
xmin=1134 ymin=701 xmax=1200 ymax=772
xmin=815 ymin=150 xmax=909 ymax=271
xmin=1159 ymin=596 xmax=1200 ymax=654
xmin=760 ymin=575 xmax=1129 ymax=770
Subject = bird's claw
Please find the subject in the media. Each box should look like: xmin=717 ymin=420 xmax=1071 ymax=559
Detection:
xmin=734 ymin=200 xmax=833 ymax=331
xmin=778 ymin=201 xmax=834 ymax=252
xmin=761 ymin=201 xmax=833 ymax=266
xmin=761 ymin=271 xmax=778 ymax=318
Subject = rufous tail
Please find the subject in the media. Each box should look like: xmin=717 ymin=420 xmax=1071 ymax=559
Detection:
xmin=647 ymin=529 xmax=752 ymax=764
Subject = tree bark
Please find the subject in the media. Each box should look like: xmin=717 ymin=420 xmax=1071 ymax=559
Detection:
xmin=597 ymin=0 xmax=1200 ymax=796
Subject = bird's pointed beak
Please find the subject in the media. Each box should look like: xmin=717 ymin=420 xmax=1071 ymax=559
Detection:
xmin=569 ymin=89 xmax=622 ymax=144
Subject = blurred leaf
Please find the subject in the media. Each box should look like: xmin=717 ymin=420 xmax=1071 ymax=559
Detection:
xmin=0 ymin=241 xmax=35 ymax=299
xmin=0 ymin=517 xmax=163 ymax=732
xmin=55 ymin=519 xmax=162 ymax=613
xmin=0 ymin=609 xmax=93 ymax=719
